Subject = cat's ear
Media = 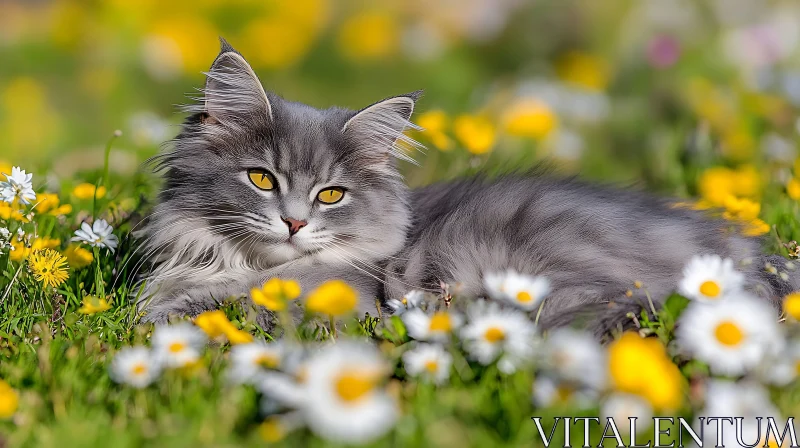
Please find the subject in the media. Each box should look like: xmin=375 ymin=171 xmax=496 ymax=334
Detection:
xmin=342 ymin=91 xmax=424 ymax=164
xmin=200 ymin=38 xmax=273 ymax=126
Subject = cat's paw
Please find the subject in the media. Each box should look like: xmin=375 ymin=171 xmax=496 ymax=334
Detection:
xmin=138 ymin=297 xmax=218 ymax=325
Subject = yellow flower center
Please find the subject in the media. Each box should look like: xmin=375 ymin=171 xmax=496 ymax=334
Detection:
xmin=424 ymin=360 xmax=438 ymax=373
xmin=258 ymin=418 xmax=285 ymax=443
xmin=699 ymin=280 xmax=721 ymax=298
xmin=132 ymin=363 xmax=147 ymax=375
xmin=556 ymin=385 xmax=573 ymax=402
xmin=428 ymin=312 xmax=452 ymax=333
xmin=254 ymin=353 xmax=280 ymax=369
xmin=334 ymin=370 xmax=378 ymax=403
xmin=714 ymin=321 xmax=744 ymax=346
xmin=484 ymin=326 xmax=506 ymax=343
xmin=168 ymin=342 xmax=186 ymax=353
xmin=516 ymin=291 xmax=533 ymax=303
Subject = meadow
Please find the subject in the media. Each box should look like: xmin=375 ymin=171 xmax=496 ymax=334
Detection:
xmin=2 ymin=0 xmax=800 ymax=446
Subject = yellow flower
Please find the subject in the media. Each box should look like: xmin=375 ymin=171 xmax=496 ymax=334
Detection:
xmin=259 ymin=417 xmax=286 ymax=443
xmin=698 ymin=165 xmax=760 ymax=207
xmin=784 ymin=292 xmax=800 ymax=321
xmin=453 ymin=114 xmax=496 ymax=155
xmin=306 ymin=280 xmax=358 ymax=316
xmin=722 ymin=196 xmax=760 ymax=221
xmin=145 ymin=17 xmax=219 ymax=75
xmin=502 ymin=99 xmax=558 ymax=140
xmin=194 ymin=310 xmax=253 ymax=345
xmin=555 ymin=51 xmax=611 ymax=91
xmin=33 ymin=192 xmax=72 ymax=216
xmin=0 ymin=161 xmax=12 ymax=178
xmin=11 ymin=238 xmax=61 ymax=262
xmin=0 ymin=379 xmax=19 ymax=419
xmin=78 ymin=295 xmax=111 ymax=315
xmin=72 ymin=183 xmax=106 ymax=200
xmin=417 ymin=110 xmax=453 ymax=151
xmin=608 ymin=332 xmax=683 ymax=410
xmin=28 ymin=248 xmax=69 ymax=288
xmin=721 ymin=128 xmax=755 ymax=161
xmin=240 ymin=19 xmax=315 ymax=69
xmin=337 ymin=11 xmax=399 ymax=61
xmin=63 ymin=245 xmax=93 ymax=269
xmin=251 ymin=278 xmax=301 ymax=311
xmin=0 ymin=202 xmax=27 ymax=221
xmin=787 ymin=178 xmax=800 ymax=201
xmin=741 ymin=219 xmax=770 ymax=237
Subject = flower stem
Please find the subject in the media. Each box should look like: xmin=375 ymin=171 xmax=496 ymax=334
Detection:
xmin=329 ymin=315 xmax=337 ymax=340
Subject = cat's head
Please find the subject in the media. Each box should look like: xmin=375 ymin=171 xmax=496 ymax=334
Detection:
xmin=152 ymin=39 xmax=419 ymax=267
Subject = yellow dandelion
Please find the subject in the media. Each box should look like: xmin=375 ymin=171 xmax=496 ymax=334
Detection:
xmin=722 ymin=196 xmax=760 ymax=221
xmin=555 ymin=51 xmax=611 ymax=91
xmin=10 ymin=237 xmax=61 ymax=262
xmin=608 ymin=332 xmax=684 ymax=410
xmin=337 ymin=11 xmax=399 ymax=61
xmin=787 ymin=178 xmax=800 ymax=201
xmin=259 ymin=417 xmax=287 ymax=443
xmin=0 ymin=202 xmax=27 ymax=222
xmin=784 ymin=292 xmax=800 ymax=321
xmin=453 ymin=114 xmax=496 ymax=155
xmin=194 ymin=310 xmax=253 ymax=345
xmin=250 ymin=278 xmax=301 ymax=311
xmin=28 ymin=248 xmax=69 ymax=288
xmin=741 ymin=218 xmax=770 ymax=237
xmin=416 ymin=110 xmax=453 ymax=151
xmin=502 ymin=99 xmax=558 ymax=140
xmin=63 ymin=244 xmax=93 ymax=269
xmin=72 ymin=183 xmax=106 ymax=200
xmin=0 ymin=379 xmax=19 ymax=419
xmin=78 ymin=295 xmax=112 ymax=315
xmin=306 ymin=280 xmax=358 ymax=316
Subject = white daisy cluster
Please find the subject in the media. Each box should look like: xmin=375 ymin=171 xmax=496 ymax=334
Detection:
xmin=0 ymin=166 xmax=36 ymax=205
xmin=0 ymin=227 xmax=12 ymax=252
xmin=675 ymin=254 xmax=787 ymax=377
xmin=110 ymin=323 xmax=207 ymax=388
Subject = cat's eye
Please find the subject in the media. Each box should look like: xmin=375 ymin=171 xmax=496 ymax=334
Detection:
xmin=317 ymin=187 xmax=345 ymax=204
xmin=247 ymin=169 xmax=277 ymax=191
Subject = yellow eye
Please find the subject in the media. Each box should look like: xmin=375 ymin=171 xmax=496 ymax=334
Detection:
xmin=317 ymin=187 xmax=345 ymax=204
xmin=248 ymin=169 xmax=276 ymax=191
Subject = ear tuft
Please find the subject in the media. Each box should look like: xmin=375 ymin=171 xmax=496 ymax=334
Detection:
xmin=342 ymin=92 xmax=424 ymax=164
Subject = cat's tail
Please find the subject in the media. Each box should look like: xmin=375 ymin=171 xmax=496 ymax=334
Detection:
xmin=537 ymin=298 xmax=658 ymax=342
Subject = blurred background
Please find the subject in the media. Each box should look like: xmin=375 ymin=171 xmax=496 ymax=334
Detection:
xmin=1 ymin=0 xmax=800 ymax=194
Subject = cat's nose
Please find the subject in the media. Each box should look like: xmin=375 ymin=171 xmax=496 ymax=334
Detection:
xmin=281 ymin=216 xmax=308 ymax=236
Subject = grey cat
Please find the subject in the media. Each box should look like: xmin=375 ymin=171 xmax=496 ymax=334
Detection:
xmin=136 ymin=39 xmax=796 ymax=334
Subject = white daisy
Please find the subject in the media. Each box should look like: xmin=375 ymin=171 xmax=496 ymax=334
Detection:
xmin=71 ymin=219 xmax=119 ymax=253
xmin=0 ymin=166 xmax=36 ymax=205
xmin=696 ymin=381 xmax=781 ymax=447
xmin=402 ymin=308 xmax=462 ymax=342
xmin=676 ymin=295 xmax=783 ymax=376
xmin=678 ymin=254 xmax=745 ymax=302
xmin=259 ymin=369 xmax=309 ymax=410
xmin=150 ymin=323 xmax=207 ymax=368
xmin=484 ymin=269 xmax=551 ymax=310
xmin=540 ymin=328 xmax=606 ymax=390
xmin=110 ymin=346 xmax=160 ymax=388
xmin=402 ymin=343 xmax=452 ymax=384
xmin=387 ymin=290 xmax=425 ymax=315
xmin=531 ymin=375 xmax=596 ymax=409
xmin=301 ymin=340 xmax=398 ymax=445
xmin=460 ymin=301 xmax=538 ymax=373
xmin=229 ymin=340 xmax=286 ymax=385
xmin=600 ymin=393 xmax=653 ymax=434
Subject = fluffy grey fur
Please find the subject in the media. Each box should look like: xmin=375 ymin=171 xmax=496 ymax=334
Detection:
xmin=137 ymin=40 xmax=796 ymax=334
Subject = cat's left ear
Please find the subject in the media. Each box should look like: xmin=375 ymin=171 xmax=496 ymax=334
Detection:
xmin=200 ymin=38 xmax=273 ymax=127
xmin=342 ymin=91 xmax=423 ymax=163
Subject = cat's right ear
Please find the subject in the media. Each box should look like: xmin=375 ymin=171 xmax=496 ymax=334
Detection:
xmin=199 ymin=38 xmax=273 ymax=126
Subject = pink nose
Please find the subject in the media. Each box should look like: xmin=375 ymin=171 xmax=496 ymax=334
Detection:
xmin=281 ymin=216 xmax=307 ymax=236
